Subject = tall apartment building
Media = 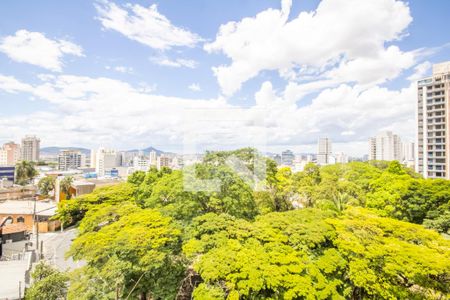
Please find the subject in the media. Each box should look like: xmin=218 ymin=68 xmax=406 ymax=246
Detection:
xmin=281 ymin=150 xmax=295 ymax=166
xmin=58 ymin=150 xmax=85 ymax=171
xmin=317 ymin=138 xmax=332 ymax=165
xmin=368 ymin=131 xmax=402 ymax=161
xmin=21 ymin=135 xmax=40 ymax=162
xmin=0 ymin=142 xmax=21 ymax=166
xmin=95 ymin=148 xmax=122 ymax=177
xmin=417 ymin=61 xmax=450 ymax=179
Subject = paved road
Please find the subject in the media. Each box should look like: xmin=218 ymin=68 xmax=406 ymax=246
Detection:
xmin=39 ymin=228 xmax=85 ymax=271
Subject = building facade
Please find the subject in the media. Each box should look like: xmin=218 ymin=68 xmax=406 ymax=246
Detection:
xmin=281 ymin=150 xmax=295 ymax=166
xmin=0 ymin=142 xmax=21 ymax=166
xmin=368 ymin=131 xmax=402 ymax=161
xmin=417 ymin=61 xmax=450 ymax=179
xmin=0 ymin=166 xmax=15 ymax=183
xmin=317 ymin=138 xmax=332 ymax=165
xmin=58 ymin=150 xmax=85 ymax=171
xmin=95 ymin=148 xmax=122 ymax=177
xmin=21 ymin=136 xmax=40 ymax=162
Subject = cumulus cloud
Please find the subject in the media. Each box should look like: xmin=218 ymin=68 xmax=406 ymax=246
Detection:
xmin=95 ymin=0 xmax=202 ymax=50
xmin=150 ymin=55 xmax=197 ymax=68
xmin=0 ymin=30 xmax=83 ymax=72
xmin=0 ymin=72 xmax=416 ymax=155
xmin=206 ymin=0 xmax=413 ymax=96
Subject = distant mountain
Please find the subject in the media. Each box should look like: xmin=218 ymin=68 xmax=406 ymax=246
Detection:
xmin=125 ymin=146 xmax=165 ymax=155
xmin=41 ymin=147 xmax=91 ymax=156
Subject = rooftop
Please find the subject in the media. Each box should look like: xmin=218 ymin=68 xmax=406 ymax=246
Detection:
xmin=0 ymin=200 xmax=57 ymax=216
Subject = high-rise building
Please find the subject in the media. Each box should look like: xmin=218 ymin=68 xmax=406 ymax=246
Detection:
xmin=149 ymin=150 xmax=157 ymax=167
xmin=281 ymin=150 xmax=295 ymax=166
xmin=21 ymin=136 xmax=40 ymax=162
xmin=58 ymin=150 xmax=85 ymax=171
xmin=401 ymin=141 xmax=415 ymax=168
xmin=417 ymin=61 xmax=450 ymax=179
xmin=0 ymin=142 xmax=21 ymax=166
xmin=95 ymin=148 xmax=122 ymax=177
xmin=317 ymin=138 xmax=332 ymax=165
xmin=368 ymin=131 xmax=401 ymax=161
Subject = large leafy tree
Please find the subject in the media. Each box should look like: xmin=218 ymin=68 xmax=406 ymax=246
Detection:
xmin=25 ymin=262 xmax=68 ymax=300
xmin=15 ymin=160 xmax=38 ymax=185
xmin=56 ymin=182 xmax=137 ymax=226
xmin=184 ymin=208 xmax=450 ymax=299
xmin=67 ymin=203 xmax=186 ymax=300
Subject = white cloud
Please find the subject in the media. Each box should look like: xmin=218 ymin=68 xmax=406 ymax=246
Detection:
xmin=407 ymin=61 xmax=431 ymax=81
xmin=206 ymin=0 xmax=413 ymax=96
xmin=95 ymin=0 xmax=202 ymax=50
xmin=0 ymin=72 xmax=416 ymax=156
xmin=188 ymin=83 xmax=201 ymax=92
xmin=0 ymin=30 xmax=83 ymax=72
xmin=0 ymin=74 xmax=33 ymax=93
xmin=150 ymin=56 xmax=197 ymax=68
xmin=105 ymin=65 xmax=134 ymax=73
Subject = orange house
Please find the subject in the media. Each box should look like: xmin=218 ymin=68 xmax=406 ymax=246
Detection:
xmin=0 ymin=200 xmax=60 ymax=233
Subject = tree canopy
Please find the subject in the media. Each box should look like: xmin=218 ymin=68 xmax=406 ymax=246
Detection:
xmin=55 ymin=149 xmax=450 ymax=299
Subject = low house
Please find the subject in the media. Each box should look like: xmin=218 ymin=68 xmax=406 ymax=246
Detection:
xmin=1 ymin=223 xmax=28 ymax=243
xmin=0 ymin=200 xmax=60 ymax=233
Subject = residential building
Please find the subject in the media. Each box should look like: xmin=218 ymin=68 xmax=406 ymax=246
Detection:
xmin=0 ymin=200 xmax=60 ymax=233
xmin=417 ymin=61 xmax=450 ymax=179
xmin=272 ymin=154 xmax=281 ymax=165
xmin=95 ymin=148 xmax=122 ymax=177
xmin=157 ymin=155 xmax=171 ymax=170
xmin=21 ymin=135 xmax=40 ymax=162
xmin=281 ymin=150 xmax=295 ymax=166
xmin=317 ymin=138 xmax=332 ymax=165
xmin=0 ymin=142 xmax=20 ymax=166
xmin=368 ymin=131 xmax=402 ymax=161
xmin=401 ymin=141 xmax=415 ymax=168
xmin=334 ymin=152 xmax=349 ymax=164
xmin=133 ymin=155 xmax=150 ymax=171
xmin=58 ymin=150 xmax=85 ymax=171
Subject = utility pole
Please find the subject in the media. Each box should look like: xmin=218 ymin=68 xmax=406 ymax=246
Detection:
xmin=33 ymin=193 xmax=40 ymax=260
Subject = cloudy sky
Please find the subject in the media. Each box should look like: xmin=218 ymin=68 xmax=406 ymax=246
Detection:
xmin=0 ymin=0 xmax=449 ymax=155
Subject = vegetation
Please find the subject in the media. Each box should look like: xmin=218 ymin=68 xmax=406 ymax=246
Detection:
xmin=54 ymin=149 xmax=450 ymax=299
xmin=60 ymin=176 xmax=74 ymax=200
xmin=15 ymin=160 xmax=37 ymax=185
xmin=37 ymin=176 xmax=56 ymax=196
xmin=25 ymin=262 xmax=68 ymax=300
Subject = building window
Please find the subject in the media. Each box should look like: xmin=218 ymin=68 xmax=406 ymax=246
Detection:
xmin=17 ymin=216 xmax=25 ymax=223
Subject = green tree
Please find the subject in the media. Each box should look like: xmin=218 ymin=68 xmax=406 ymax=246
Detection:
xmin=15 ymin=160 xmax=38 ymax=185
xmin=127 ymin=170 xmax=146 ymax=185
xmin=60 ymin=176 xmax=74 ymax=200
xmin=55 ymin=182 xmax=137 ymax=226
xmin=184 ymin=208 xmax=450 ymax=299
xmin=67 ymin=204 xmax=186 ymax=299
xmin=38 ymin=176 xmax=56 ymax=196
xmin=25 ymin=262 xmax=68 ymax=300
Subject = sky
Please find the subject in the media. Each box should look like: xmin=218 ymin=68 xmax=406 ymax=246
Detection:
xmin=0 ymin=0 xmax=449 ymax=156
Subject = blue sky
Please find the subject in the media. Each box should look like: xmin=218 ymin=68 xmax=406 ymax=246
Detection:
xmin=0 ymin=0 xmax=449 ymax=155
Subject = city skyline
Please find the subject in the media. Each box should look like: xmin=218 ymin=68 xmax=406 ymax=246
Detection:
xmin=0 ymin=0 xmax=449 ymax=156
